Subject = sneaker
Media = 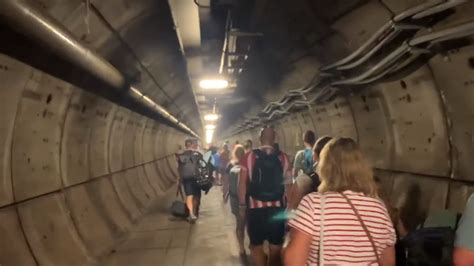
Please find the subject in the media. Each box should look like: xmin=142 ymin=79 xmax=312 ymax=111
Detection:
xmin=188 ymin=214 xmax=197 ymax=224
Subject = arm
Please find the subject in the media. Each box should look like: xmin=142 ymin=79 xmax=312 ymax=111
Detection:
xmin=453 ymin=247 xmax=474 ymax=266
xmin=282 ymin=153 xmax=293 ymax=205
xmin=238 ymin=166 xmax=248 ymax=206
xmin=283 ymin=228 xmax=312 ymax=266
xmin=175 ymin=154 xmax=181 ymax=184
xmin=453 ymin=195 xmax=474 ymax=266
xmin=292 ymin=151 xmax=302 ymax=178
xmin=380 ymin=245 xmax=396 ymax=266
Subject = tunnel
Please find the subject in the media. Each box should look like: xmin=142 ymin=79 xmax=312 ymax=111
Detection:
xmin=0 ymin=0 xmax=473 ymax=265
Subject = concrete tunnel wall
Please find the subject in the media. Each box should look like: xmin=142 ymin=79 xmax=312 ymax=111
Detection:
xmin=0 ymin=0 xmax=473 ymax=265
xmin=0 ymin=53 xmax=187 ymax=265
xmin=225 ymin=0 xmax=474 ymax=234
xmin=229 ymin=45 xmax=474 ymax=234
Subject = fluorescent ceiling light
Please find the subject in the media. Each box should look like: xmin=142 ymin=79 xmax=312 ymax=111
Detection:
xmin=205 ymin=124 xmax=216 ymax=130
xmin=199 ymin=79 xmax=229 ymax=89
xmin=205 ymin=129 xmax=214 ymax=144
xmin=204 ymin=114 xmax=219 ymax=121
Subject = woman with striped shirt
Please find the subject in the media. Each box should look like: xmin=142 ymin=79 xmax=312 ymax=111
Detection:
xmin=283 ymin=138 xmax=396 ymax=265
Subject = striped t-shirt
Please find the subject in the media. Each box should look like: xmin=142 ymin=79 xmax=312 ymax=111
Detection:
xmin=289 ymin=191 xmax=396 ymax=265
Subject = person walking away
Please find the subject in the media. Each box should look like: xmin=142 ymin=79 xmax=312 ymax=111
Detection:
xmin=242 ymin=139 xmax=253 ymax=166
xmin=239 ymin=127 xmax=291 ymax=266
xmin=288 ymin=136 xmax=332 ymax=210
xmin=223 ymin=144 xmax=248 ymax=259
xmin=292 ymin=130 xmax=316 ymax=178
xmin=219 ymin=144 xmax=231 ymax=191
xmin=244 ymin=139 xmax=253 ymax=154
xmin=283 ymin=138 xmax=396 ymax=266
xmin=176 ymin=139 xmax=202 ymax=223
xmin=211 ymin=148 xmax=220 ymax=185
xmin=453 ymin=194 xmax=474 ymax=266
xmin=288 ymin=131 xmax=316 ymax=209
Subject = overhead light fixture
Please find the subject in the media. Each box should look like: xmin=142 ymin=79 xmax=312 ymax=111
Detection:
xmin=204 ymin=114 xmax=219 ymax=121
xmin=205 ymin=124 xmax=216 ymax=130
xmin=199 ymin=79 xmax=229 ymax=90
xmin=205 ymin=129 xmax=214 ymax=144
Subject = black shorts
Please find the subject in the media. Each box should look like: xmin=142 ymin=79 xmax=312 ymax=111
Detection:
xmin=182 ymin=178 xmax=201 ymax=197
xmin=247 ymin=207 xmax=286 ymax=246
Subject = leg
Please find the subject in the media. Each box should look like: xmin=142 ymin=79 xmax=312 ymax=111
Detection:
xmin=193 ymin=195 xmax=201 ymax=216
xmin=247 ymin=209 xmax=267 ymax=266
xmin=267 ymin=208 xmax=285 ymax=266
xmin=268 ymin=245 xmax=282 ymax=266
xmin=186 ymin=195 xmax=195 ymax=217
xmin=236 ymin=214 xmax=246 ymax=254
xmin=250 ymin=245 xmax=267 ymax=266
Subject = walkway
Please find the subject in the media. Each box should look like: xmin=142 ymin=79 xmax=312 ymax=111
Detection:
xmin=104 ymin=186 xmax=248 ymax=266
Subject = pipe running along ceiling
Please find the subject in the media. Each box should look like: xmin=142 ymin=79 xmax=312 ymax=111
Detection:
xmin=0 ymin=0 xmax=473 ymax=265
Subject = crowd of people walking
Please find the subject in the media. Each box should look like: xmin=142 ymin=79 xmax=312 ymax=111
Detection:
xmin=176 ymin=127 xmax=474 ymax=265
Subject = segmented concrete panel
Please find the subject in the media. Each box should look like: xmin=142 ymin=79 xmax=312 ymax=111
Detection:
xmin=0 ymin=55 xmax=32 ymax=206
xmin=61 ymin=91 xmax=93 ymax=186
xmin=390 ymin=173 xmax=449 ymax=232
xmin=123 ymin=169 xmax=149 ymax=211
xmin=142 ymin=121 xmax=164 ymax=195
xmin=12 ymin=72 xmax=72 ymax=201
xmin=122 ymin=113 xmax=139 ymax=169
xmin=349 ymin=90 xmax=394 ymax=169
xmin=64 ymin=184 xmax=116 ymax=257
xmin=166 ymin=156 xmax=179 ymax=182
xmin=379 ymin=67 xmax=450 ymax=177
xmin=280 ymin=118 xmax=294 ymax=155
xmin=88 ymin=97 xmax=116 ymax=178
xmin=132 ymin=118 xmax=159 ymax=198
xmin=309 ymin=105 xmax=333 ymax=137
xmin=0 ymin=207 xmax=37 ymax=266
xmin=18 ymin=193 xmax=95 ymax=266
xmin=111 ymin=172 xmax=143 ymax=221
xmin=429 ymin=46 xmax=474 ymax=180
xmin=326 ymin=97 xmax=359 ymax=141
xmin=298 ymin=111 xmax=316 ymax=134
xmin=86 ymin=178 xmax=132 ymax=235
xmin=288 ymin=114 xmax=304 ymax=155
xmin=108 ymin=108 xmax=129 ymax=173
xmin=447 ymin=182 xmax=474 ymax=213
xmin=332 ymin=1 xmax=391 ymax=51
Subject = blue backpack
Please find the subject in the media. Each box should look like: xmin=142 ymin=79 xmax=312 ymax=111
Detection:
xmin=303 ymin=148 xmax=314 ymax=174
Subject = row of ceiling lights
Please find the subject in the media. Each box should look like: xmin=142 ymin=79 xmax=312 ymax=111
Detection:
xmin=199 ymin=78 xmax=229 ymax=143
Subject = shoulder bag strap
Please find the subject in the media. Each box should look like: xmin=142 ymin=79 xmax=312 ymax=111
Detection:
xmin=176 ymin=185 xmax=184 ymax=201
xmin=319 ymin=194 xmax=325 ymax=266
xmin=340 ymin=193 xmax=381 ymax=265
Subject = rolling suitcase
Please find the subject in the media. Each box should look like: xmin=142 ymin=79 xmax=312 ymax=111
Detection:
xmin=170 ymin=186 xmax=189 ymax=218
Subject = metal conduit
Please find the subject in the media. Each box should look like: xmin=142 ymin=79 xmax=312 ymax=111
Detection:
xmin=232 ymin=20 xmax=474 ymax=134
xmin=257 ymin=14 xmax=473 ymax=121
xmin=0 ymin=0 xmax=198 ymax=138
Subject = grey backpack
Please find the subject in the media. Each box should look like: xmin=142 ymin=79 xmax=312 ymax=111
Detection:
xmin=177 ymin=150 xmax=201 ymax=179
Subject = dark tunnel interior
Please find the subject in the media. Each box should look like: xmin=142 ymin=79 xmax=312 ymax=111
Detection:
xmin=0 ymin=0 xmax=473 ymax=265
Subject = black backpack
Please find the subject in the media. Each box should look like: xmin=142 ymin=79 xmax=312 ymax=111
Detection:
xmin=195 ymin=156 xmax=214 ymax=194
xmin=248 ymin=149 xmax=284 ymax=201
xmin=177 ymin=150 xmax=201 ymax=179
xmin=398 ymin=227 xmax=455 ymax=266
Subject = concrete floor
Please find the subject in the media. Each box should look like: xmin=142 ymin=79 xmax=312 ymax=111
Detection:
xmin=104 ymin=187 xmax=248 ymax=266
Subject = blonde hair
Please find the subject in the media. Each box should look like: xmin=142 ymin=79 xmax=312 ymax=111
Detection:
xmin=317 ymin=138 xmax=378 ymax=197
xmin=231 ymin=144 xmax=245 ymax=163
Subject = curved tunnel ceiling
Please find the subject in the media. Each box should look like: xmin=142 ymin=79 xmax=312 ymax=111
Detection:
xmin=0 ymin=0 xmax=473 ymax=265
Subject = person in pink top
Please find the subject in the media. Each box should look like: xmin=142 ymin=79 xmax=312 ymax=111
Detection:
xmin=283 ymin=138 xmax=396 ymax=266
